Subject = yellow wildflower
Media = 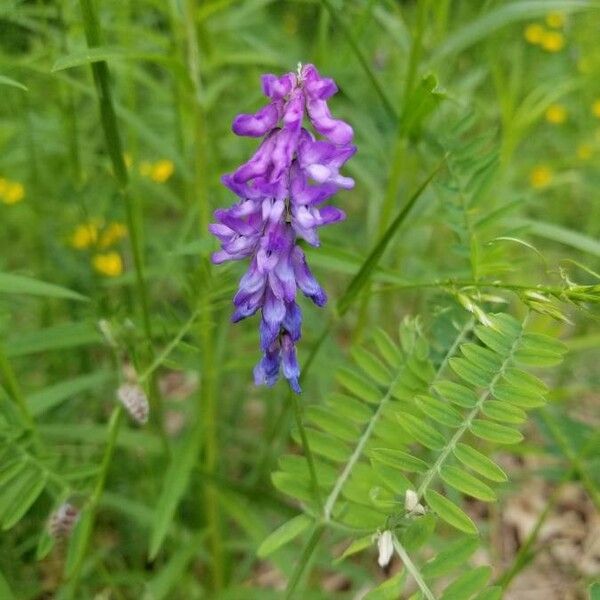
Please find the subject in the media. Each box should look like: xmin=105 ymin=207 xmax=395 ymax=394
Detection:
xmin=524 ymin=23 xmax=544 ymax=45
xmin=1 ymin=181 xmax=25 ymax=205
xmin=592 ymin=99 xmax=600 ymax=119
xmin=92 ymin=252 xmax=123 ymax=277
xmin=540 ymin=31 xmax=565 ymax=52
xmin=577 ymin=143 xmax=593 ymax=160
xmin=546 ymin=12 xmax=565 ymax=29
xmin=139 ymin=161 xmax=152 ymax=177
xmin=530 ymin=166 xmax=553 ymax=189
xmin=71 ymin=222 xmax=99 ymax=249
xmin=545 ymin=104 xmax=567 ymax=124
xmin=99 ymin=222 xmax=127 ymax=248
xmin=150 ymin=159 xmax=175 ymax=183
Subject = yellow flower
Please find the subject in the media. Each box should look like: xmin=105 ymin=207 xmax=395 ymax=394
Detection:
xmin=577 ymin=143 xmax=593 ymax=160
xmin=2 ymin=181 xmax=25 ymax=205
xmin=71 ymin=222 xmax=99 ymax=249
xmin=92 ymin=252 xmax=123 ymax=277
xmin=546 ymin=12 xmax=565 ymax=29
xmin=540 ymin=31 xmax=565 ymax=52
xmin=139 ymin=161 xmax=152 ymax=177
xmin=524 ymin=23 xmax=544 ymax=45
xmin=150 ymin=159 xmax=175 ymax=183
xmin=99 ymin=222 xmax=127 ymax=248
xmin=545 ymin=104 xmax=567 ymax=124
xmin=530 ymin=166 xmax=553 ymax=188
xmin=592 ymin=99 xmax=600 ymax=119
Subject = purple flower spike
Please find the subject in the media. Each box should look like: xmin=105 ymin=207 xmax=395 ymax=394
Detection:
xmin=211 ymin=64 xmax=355 ymax=392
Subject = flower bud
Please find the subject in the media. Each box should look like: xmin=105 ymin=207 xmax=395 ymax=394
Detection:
xmin=117 ymin=383 xmax=149 ymax=425
xmin=48 ymin=503 xmax=79 ymax=539
xmin=377 ymin=530 xmax=394 ymax=568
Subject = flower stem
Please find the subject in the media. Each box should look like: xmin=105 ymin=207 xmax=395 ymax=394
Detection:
xmin=392 ymin=535 xmax=436 ymax=600
xmin=285 ymin=523 xmax=325 ymax=599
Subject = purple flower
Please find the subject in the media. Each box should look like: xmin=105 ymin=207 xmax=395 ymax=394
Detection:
xmin=211 ymin=64 xmax=355 ymax=392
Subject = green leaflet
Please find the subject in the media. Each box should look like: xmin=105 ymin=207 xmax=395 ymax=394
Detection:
xmin=372 ymin=328 xmax=403 ymax=367
xmin=335 ymin=367 xmax=381 ymax=404
xmin=439 ymin=465 xmax=496 ymax=502
xmin=414 ymin=395 xmax=463 ymax=428
xmin=305 ymin=406 xmax=360 ymax=443
xmin=481 ymin=400 xmax=527 ymax=424
xmin=368 ymin=448 xmax=430 ymax=474
xmin=328 ymin=393 xmax=374 ymax=424
xmin=453 ymin=444 xmax=507 ymax=483
xmin=449 ymin=357 xmax=493 ymax=388
xmin=257 ymin=514 xmax=312 ymax=558
xmin=439 ymin=566 xmax=492 ymax=600
xmin=351 ymin=347 xmax=393 ymax=385
xmin=470 ymin=419 xmax=524 ymax=445
xmin=433 ymin=380 xmax=478 ymax=408
xmin=2 ymin=471 xmax=47 ymax=530
xmin=149 ymin=431 xmax=202 ymax=559
xmin=425 ymin=489 xmax=478 ymax=535
xmin=421 ymin=537 xmax=480 ymax=579
xmin=397 ymin=413 xmax=446 ymax=450
xmin=0 ymin=272 xmax=87 ymax=301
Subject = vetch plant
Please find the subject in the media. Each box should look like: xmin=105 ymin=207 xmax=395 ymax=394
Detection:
xmin=210 ymin=63 xmax=356 ymax=392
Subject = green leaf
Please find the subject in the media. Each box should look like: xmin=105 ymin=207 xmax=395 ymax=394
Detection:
xmin=335 ymin=534 xmax=374 ymax=562
xmin=0 ymin=569 xmax=16 ymax=600
xmin=434 ymin=381 xmax=478 ymax=408
xmin=328 ymin=393 xmax=373 ymax=424
xmin=440 ymin=566 xmax=492 ymax=600
xmin=368 ymin=447 xmax=430 ymax=474
xmin=0 ymin=272 xmax=87 ymax=302
xmin=425 ymin=489 xmax=478 ymax=535
xmin=149 ymin=431 xmax=202 ymax=559
xmin=460 ymin=343 xmax=502 ymax=373
xmin=422 ymin=537 xmax=480 ymax=579
xmin=36 ymin=528 xmax=55 ymax=560
xmin=481 ymin=400 xmax=527 ymax=424
xmin=470 ymin=419 xmax=523 ymax=444
xmin=492 ymin=382 xmax=546 ymax=408
xmin=503 ymin=368 xmax=548 ymax=395
xmin=589 ymin=581 xmax=600 ymax=600
xmin=398 ymin=413 xmax=446 ymax=450
xmin=474 ymin=586 xmax=503 ymax=600
xmin=257 ymin=514 xmax=312 ymax=558
xmin=271 ymin=472 xmax=312 ymax=504
xmin=449 ymin=357 xmax=491 ymax=388
xmin=27 ymin=370 xmax=112 ymax=416
xmin=414 ymin=395 xmax=463 ymax=428
xmin=65 ymin=506 xmax=93 ymax=577
xmin=336 ymin=367 xmax=381 ymax=404
xmin=2 ymin=472 xmax=47 ymax=529
xmin=351 ymin=347 xmax=392 ymax=386
xmin=336 ymin=162 xmax=442 ymax=316
xmin=453 ymin=444 xmax=507 ymax=483
xmin=474 ymin=325 xmax=513 ymax=355
xmin=6 ymin=321 xmax=102 ymax=357
xmin=372 ymin=328 xmax=402 ymax=367
xmin=440 ymin=465 xmax=496 ymax=502
xmin=0 ymin=75 xmax=28 ymax=91
xmin=306 ymin=405 xmax=360 ymax=442
xmin=292 ymin=428 xmax=349 ymax=463
xmin=52 ymin=46 xmax=173 ymax=72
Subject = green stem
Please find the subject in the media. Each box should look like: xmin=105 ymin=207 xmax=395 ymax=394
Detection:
xmin=77 ymin=0 xmax=165 ymax=440
xmin=392 ymin=535 xmax=436 ymax=600
xmin=285 ymin=524 xmax=325 ymax=599
xmin=66 ymin=405 xmax=123 ymax=595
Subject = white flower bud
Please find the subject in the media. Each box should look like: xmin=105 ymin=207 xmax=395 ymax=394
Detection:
xmin=117 ymin=383 xmax=149 ymax=425
xmin=49 ymin=503 xmax=79 ymax=539
xmin=405 ymin=489 xmax=426 ymax=515
xmin=377 ymin=530 xmax=394 ymax=568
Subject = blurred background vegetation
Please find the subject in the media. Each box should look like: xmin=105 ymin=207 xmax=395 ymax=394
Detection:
xmin=0 ymin=0 xmax=599 ymax=598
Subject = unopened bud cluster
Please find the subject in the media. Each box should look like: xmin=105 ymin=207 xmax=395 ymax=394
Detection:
xmin=48 ymin=503 xmax=79 ymax=539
